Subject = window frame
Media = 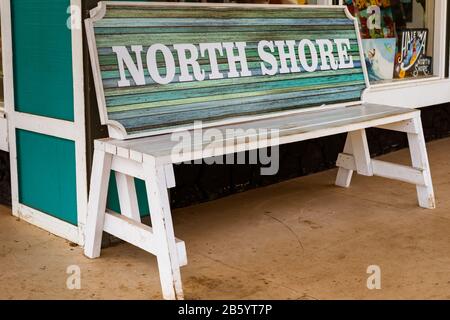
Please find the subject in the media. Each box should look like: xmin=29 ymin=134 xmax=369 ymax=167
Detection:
xmin=315 ymin=0 xmax=450 ymax=108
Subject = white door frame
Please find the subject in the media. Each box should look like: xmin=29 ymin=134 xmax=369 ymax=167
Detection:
xmin=0 ymin=0 xmax=87 ymax=245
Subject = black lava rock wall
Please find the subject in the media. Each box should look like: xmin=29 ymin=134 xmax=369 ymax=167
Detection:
xmin=0 ymin=150 xmax=10 ymax=205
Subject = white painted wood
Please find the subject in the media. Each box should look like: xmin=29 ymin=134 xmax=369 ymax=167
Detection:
xmin=101 ymin=104 xmax=419 ymax=165
xmin=9 ymin=111 xmax=77 ymax=141
xmin=433 ymin=0 xmax=447 ymax=79
xmin=143 ymin=159 xmax=184 ymax=300
xmin=72 ymin=0 xmax=88 ymax=244
xmin=335 ymin=134 xmax=354 ymax=188
xmin=164 ymin=164 xmax=176 ymax=189
xmin=346 ymin=4 xmax=370 ymax=89
xmin=115 ymin=172 xmax=141 ymax=221
xmin=316 ymin=0 xmax=333 ymax=5
xmin=376 ymin=119 xmax=416 ymax=134
xmin=111 ymin=156 xmax=146 ymax=180
xmin=0 ymin=112 xmax=8 ymax=151
xmin=363 ymin=78 xmax=450 ymax=108
xmin=338 ymin=154 xmax=426 ymax=186
xmin=16 ymin=204 xmax=80 ymax=245
xmin=349 ymin=129 xmax=373 ymax=176
xmin=371 ymin=160 xmax=425 ymax=186
xmin=84 ymin=149 xmax=113 ymax=258
xmin=103 ymin=210 xmax=187 ymax=266
xmin=104 ymin=1 xmax=339 ymax=9
xmin=105 ymin=142 xmax=117 ymax=155
xmin=335 ymin=116 xmax=435 ymax=208
xmin=407 ymin=116 xmax=436 ymax=209
xmin=130 ymin=149 xmax=143 ymax=163
xmin=1 ymin=0 xmax=19 ymax=216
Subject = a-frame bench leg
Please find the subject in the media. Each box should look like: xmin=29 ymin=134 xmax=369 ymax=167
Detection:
xmin=84 ymin=148 xmax=113 ymax=258
xmin=335 ymin=133 xmax=354 ymax=187
xmin=143 ymin=159 xmax=184 ymax=300
xmin=115 ymin=172 xmax=141 ymax=221
xmin=336 ymin=130 xmax=373 ymax=187
xmin=334 ymin=116 xmax=435 ymax=209
xmin=407 ymin=116 xmax=435 ymax=209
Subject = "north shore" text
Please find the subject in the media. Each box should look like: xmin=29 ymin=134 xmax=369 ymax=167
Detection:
xmin=112 ymin=38 xmax=354 ymax=87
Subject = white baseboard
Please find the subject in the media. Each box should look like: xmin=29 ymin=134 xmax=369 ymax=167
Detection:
xmin=15 ymin=204 xmax=83 ymax=245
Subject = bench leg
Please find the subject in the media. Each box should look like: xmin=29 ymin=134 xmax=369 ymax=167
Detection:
xmin=143 ymin=160 xmax=184 ymax=300
xmin=336 ymin=129 xmax=373 ymax=187
xmin=335 ymin=133 xmax=354 ymax=187
xmin=115 ymin=172 xmax=141 ymax=221
xmin=407 ymin=116 xmax=435 ymax=209
xmin=335 ymin=116 xmax=435 ymax=209
xmin=84 ymin=148 xmax=112 ymax=258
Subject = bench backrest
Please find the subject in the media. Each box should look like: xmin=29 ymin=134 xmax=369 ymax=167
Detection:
xmin=86 ymin=2 xmax=369 ymax=139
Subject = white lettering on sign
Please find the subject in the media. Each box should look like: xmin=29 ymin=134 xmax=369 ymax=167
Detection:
xmin=112 ymin=39 xmax=355 ymax=87
xmin=275 ymin=40 xmax=300 ymax=74
xmin=199 ymin=43 xmax=225 ymax=80
xmin=316 ymin=39 xmax=338 ymax=71
xmin=174 ymin=43 xmax=206 ymax=82
xmin=259 ymin=40 xmax=278 ymax=76
xmin=298 ymin=39 xmax=318 ymax=72
xmin=112 ymin=45 xmax=145 ymax=87
xmin=222 ymin=42 xmax=252 ymax=78
xmin=335 ymin=38 xmax=354 ymax=69
xmin=146 ymin=44 xmax=176 ymax=85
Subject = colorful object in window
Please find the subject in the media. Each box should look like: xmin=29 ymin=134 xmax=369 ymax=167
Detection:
xmin=394 ymin=29 xmax=432 ymax=78
xmin=362 ymin=38 xmax=396 ymax=81
xmin=346 ymin=0 xmax=396 ymax=39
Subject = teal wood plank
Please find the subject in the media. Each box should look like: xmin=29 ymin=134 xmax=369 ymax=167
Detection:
xmin=105 ymin=73 xmax=365 ymax=108
xmin=95 ymin=18 xmax=354 ymax=28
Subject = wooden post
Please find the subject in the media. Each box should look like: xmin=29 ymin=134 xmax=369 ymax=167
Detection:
xmin=115 ymin=172 xmax=141 ymax=221
xmin=336 ymin=133 xmax=354 ymax=188
xmin=143 ymin=159 xmax=184 ymax=300
xmin=407 ymin=116 xmax=436 ymax=209
xmin=84 ymin=147 xmax=113 ymax=258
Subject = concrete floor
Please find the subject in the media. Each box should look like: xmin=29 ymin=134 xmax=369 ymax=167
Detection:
xmin=1 ymin=138 xmax=450 ymax=300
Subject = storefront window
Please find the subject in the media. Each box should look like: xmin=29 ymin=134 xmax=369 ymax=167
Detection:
xmin=344 ymin=0 xmax=435 ymax=84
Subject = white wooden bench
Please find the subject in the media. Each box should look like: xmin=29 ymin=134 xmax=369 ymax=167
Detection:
xmin=84 ymin=2 xmax=435 ymax=300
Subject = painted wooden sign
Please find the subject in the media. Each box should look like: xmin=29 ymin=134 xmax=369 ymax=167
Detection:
xmin=86 ymin=2 xmax=368 ymax=139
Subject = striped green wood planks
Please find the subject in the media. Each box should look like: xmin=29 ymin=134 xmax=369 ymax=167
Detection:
xmin=87 ymin=3 xmax=367 ymax=138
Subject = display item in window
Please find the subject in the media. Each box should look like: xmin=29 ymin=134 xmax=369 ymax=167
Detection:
xmin=394 ymin=28 xmax=432 ymax=78
xmin=362 ymin=38 xmax=396 ymax=81
xmin=346 ymin=0 xmax=396 ymax=39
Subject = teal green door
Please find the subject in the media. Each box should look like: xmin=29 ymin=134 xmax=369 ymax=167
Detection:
xmin=12 ymin=0 xmax=77 ymax=225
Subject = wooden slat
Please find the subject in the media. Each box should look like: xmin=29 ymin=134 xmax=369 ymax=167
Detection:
xmin=104 ymin=6 xmax=348 ymax=19
xmin=95 ymin=30 xmax=358 ymax=47
xmin=103 ymin=210 xmax=187 ymax=266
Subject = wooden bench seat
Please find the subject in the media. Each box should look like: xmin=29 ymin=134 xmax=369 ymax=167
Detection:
xmin=99 ymin=103 xmax=417 ymax=164
xmin=84 ymin=2 xmax=435 ymax=300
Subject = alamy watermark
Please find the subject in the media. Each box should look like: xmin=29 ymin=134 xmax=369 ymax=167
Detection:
xmin=67 ymin=5 xmax=81 ymax=30
xmin=366 ymin=265 xmax=381 ymax=290
xmin=66 ymin=265 xmax=81 ymax=290
xmin=170 ymin=121 xmax=280 ymax=176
